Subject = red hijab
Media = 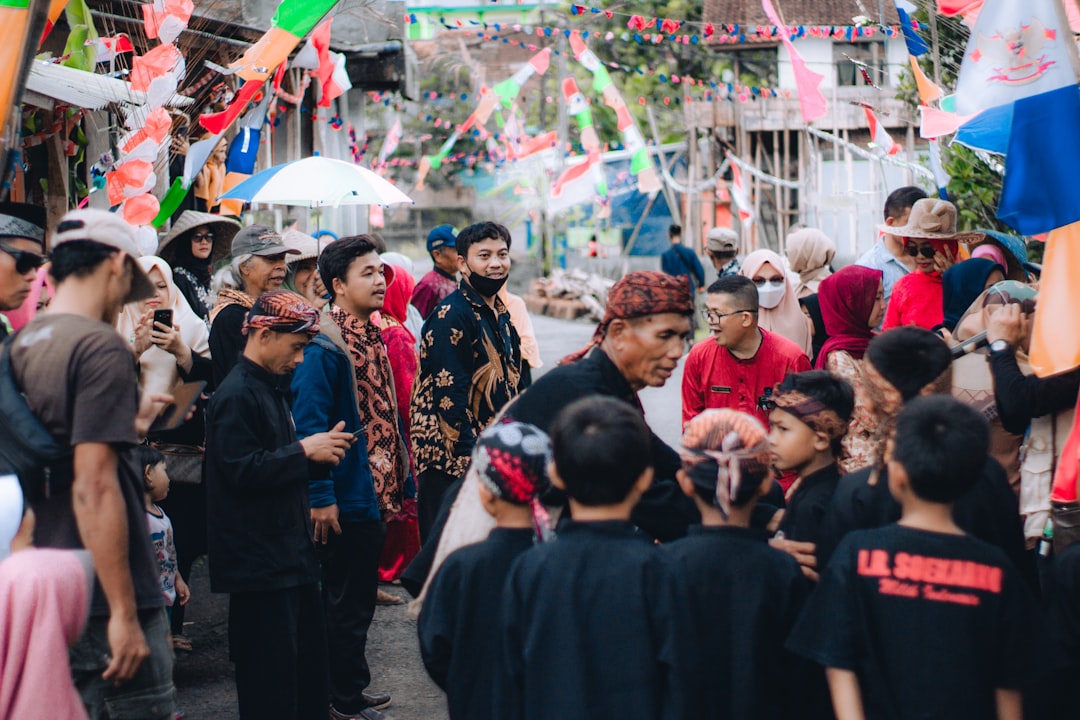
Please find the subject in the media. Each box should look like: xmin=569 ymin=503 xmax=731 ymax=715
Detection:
xmin=382 ymin=264 xmax=416 ymax=339
xmin=815 ymin=265 xmax=883 ymax=369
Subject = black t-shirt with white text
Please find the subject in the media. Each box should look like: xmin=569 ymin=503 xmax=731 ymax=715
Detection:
xmin=788 ymin=524 xmax=1033 ymax=720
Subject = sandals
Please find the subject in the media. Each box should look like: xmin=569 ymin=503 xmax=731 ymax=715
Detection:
xmin=172 ymin=634 xmax=193 ymax=652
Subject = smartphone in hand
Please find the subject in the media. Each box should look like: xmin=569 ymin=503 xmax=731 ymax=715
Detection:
xmin=153 ymin=309 xmax=173 ymax=329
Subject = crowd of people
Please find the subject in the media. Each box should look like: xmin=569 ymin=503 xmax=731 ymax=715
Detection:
xmin=0 ymin=183 xmax=1078 ymax=720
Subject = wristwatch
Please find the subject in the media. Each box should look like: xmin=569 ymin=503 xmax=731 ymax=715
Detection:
xmin=988 ymin=339 xmax=1013 ymax=356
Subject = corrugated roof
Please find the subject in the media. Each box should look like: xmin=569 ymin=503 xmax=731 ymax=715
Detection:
xmin=25 ymin=60 xmax=194 ymax=110
xmin=703 ymin=0 xmax=900 ymax=26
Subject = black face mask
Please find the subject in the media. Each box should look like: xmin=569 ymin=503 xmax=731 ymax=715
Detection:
xmin=465 ymin=265 xmax=508 ymax=298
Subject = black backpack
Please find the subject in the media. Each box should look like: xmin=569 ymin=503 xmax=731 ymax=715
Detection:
xmin=0 ymin=334 xmax=71 ymax=500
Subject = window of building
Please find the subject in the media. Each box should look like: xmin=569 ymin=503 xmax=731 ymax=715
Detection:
xmin=833 ymin=41 xmax=887 ymax=87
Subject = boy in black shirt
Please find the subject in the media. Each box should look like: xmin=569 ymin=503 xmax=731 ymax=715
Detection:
xmin=788 ymin=396 xmax=1033 ymax=720
xmin=418 ymin=420 xmax=553 ymax=719
xmin=497 ymin=396 xmax=684 ymax=720
xmin=815 ymin=328 xmax=1033 ymax=588
xmin=768 ymin=371 xmax=854 ymax=581
xmin=665 ymin=409 xmax=809 ymax=720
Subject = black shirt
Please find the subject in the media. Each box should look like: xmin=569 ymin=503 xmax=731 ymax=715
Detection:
xmin=205 ymin=356 xmax=320 ymax=593
xmin=664 ymin=525 xmax=809 ymax=720
xmin=816 ymin=459 xmax=1035 ymax=589
xmin=418 ymin=527 xmax=535 ymax=719
xmin=209 ymin=303 xmax=246 ymax=388
xmin=507 ymin=347 xmax=699 ymax=541
xmin=1038 ymin=543 xmax=1080 ymax=715
xmin=988 ymin=350 xmax=1080 ymax=434
xmin=778 ymin=463 xmax=841 ymax=546
xmin=788 ymin=525 xmax=1033 ymax=720
xmin=497 ymin=521 xmax=686 ymax=720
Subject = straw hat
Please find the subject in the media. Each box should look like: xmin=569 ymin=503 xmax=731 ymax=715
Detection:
xmin=157 ymin=211 xmax=241 ymax=266
xmin=282 ymin=229 xmax=324 ymax=266
xmin=877 ymin=198 xmax=985 ymax=244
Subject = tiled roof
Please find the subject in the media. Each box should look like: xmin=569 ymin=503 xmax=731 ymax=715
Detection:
xmin=703 ymin=0 xmax=900 ymax=26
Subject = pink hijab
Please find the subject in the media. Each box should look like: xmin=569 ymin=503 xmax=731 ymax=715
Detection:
xmin=0 ymin=267 xmax=52 ymax=332
xmin=741 ymin=249 xmax=813 ymax=357
xmin=0 ymin=548 xmax=92 ymax=720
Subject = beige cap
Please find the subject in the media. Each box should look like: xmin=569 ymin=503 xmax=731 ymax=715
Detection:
xmin=52 ymin=209 xmax=155 ymax=302
xmin=705 ymin=227 xmax=738 ymax=254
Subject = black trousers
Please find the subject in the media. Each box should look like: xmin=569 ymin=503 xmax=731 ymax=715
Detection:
xmin=418 ymin=469 xmax=458 ymax=545
xmin=319 ymin=519 xmax=387 ymax=714
xmin=229 ymin=583 xmax=328 ymax=720
xmin=159 ymin=481 xmax=207 ymax=636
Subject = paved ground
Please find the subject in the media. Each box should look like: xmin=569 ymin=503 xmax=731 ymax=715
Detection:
xmin=173 ymin=313 xmax=688 ymax=719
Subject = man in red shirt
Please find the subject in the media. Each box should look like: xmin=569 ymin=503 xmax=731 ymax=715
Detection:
xmin=682 ymin=275 xmax=811 ymax=428
xmin=410 ymin=225 xmax=459 ymax=319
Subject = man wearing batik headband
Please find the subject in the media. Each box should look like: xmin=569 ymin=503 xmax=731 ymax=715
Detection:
xmin=765 ymin=371 xmax=854 ymax=582
xmin=418 ymin=421 xmax=551 ymax=720
xmin=665 ymin=408 xmax=810 ymax=720
xmin=507 ymin=270 xmax=697 ymax=542
xmin=0 ymin=202 xmax=47 ymax=338
xmin=814 ymin=327 xmax=1034 ymax=589
xmin=205 ymin=289 xmax=358 ymax=720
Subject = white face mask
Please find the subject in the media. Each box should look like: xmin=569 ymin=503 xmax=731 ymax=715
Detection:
xmin=757 ymin=282 xmax=786 ymax=309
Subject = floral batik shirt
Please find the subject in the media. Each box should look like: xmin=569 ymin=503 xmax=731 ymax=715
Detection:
xmin=332 ymin=307 xmax=405 ymax=515
xmin=410 ymin=280 xmax=522 ymax=478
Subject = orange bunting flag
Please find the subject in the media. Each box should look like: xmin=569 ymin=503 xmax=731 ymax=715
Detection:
xmin=1029 ymin=221 xmax=1080 ymax=378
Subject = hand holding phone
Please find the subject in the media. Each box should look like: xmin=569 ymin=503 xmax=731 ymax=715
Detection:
xmin=153 ymin=309 xmax=173 ymax=330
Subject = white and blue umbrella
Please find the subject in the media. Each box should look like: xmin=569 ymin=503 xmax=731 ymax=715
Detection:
xmin=219 ymin=156 xmax=414 ymax=209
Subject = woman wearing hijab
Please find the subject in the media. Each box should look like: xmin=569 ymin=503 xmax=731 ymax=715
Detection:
xmin=116 ymin=256 xmax=212 ymax=652
xmin=786 ymin=228 xmax=836 ymax=298
xmin=816 ymin=266 xmax=886 ymax=473
xmin=799 ymin=295 xmax=828 ymax=367
xmin=0 ymin=476 xmax=94 ymax=720
xmin=949 ymin=281 xmax=1036 ymax=494
xmin=740 ymin=249 xmax=813 ymax=357
xmin=942 ymin=258 xmax=1004 ymax=333
xmin=283 ymin=229 xmax=328 ymax=310
xmin=157 ymin=211 xmax=241 ymax=321
xmin=378 ymin=263 xmax=421 ymax=583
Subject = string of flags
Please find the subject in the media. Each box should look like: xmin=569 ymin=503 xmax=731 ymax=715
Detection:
xmin=408 ymin=10 xmax=906 ymax=46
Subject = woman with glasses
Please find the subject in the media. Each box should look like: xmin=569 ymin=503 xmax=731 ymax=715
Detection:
xmin=157 ymin=211 xmax=241 ymax=321
xmin=740 ymin=249 xmax=813 ymax=357
xmin=881 ymin=198 xmax=984 ymax=331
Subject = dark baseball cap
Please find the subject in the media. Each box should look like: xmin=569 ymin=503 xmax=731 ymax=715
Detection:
xmin=232 ymin=225 xmax=300 ymax=258
xmin=426 ymin=225 xmax=457 ymax=252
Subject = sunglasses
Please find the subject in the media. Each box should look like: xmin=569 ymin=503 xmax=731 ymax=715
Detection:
xmin=904 ymin=244 xmax=937 ymax=259
xmin=0 ymin=243 xmax=47 ymax=274
xmin=192 ymin=232 xmax=216 ymax=243
xmin=751 ymin=277 xmax=785 ymax=287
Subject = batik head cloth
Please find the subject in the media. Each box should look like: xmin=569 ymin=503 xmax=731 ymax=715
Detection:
xmin=472 ymin=421 xmax=554 ymax=541
xmin=560 ymin=271 xmax=692 ymax=364
xmin=769 ymin=389 xmax=849 ymax=441
xmin=242 ymin=289 xmax=321 ymax=336
xmin=679 ymin=409 xmax=771 ymax=519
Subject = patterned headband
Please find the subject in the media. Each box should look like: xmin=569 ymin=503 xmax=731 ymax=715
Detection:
xmin=680 ymin=409 xmax=771 ymax=519
xmin=769 ymin=389 xmax=848 ymax=441
xmin=241 ymin=290 xmax=321 ymax=337
xmin=472 ymin=421 xmax=554 ymax=542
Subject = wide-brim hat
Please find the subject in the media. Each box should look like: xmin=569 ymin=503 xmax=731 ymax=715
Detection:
xmin=158 ymin=211 xmax=241 ymax=266
xmin=877 ymin=198 xmax=985 ymax=244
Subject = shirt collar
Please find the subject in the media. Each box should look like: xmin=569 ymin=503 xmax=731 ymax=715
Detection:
xmin=238 ymin=355 xmax=293 ymax=394
xmin=435 ymin=266 xmax=456 ymax=281
xmin=586 ymin=347 xmax=639 ymax=403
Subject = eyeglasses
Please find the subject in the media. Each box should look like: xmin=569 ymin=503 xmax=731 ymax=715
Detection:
xmin=702 ymin=308 xmax=756 ymax=323
xmin=750 ymin=277 xmax=785 ymax=287
xmin=0 ymin=243 xmax=47 ymax=275
xmin=904 ymin=243 xmax=937 ymax=259
xmin=192 ymin=232 xmax=216 ymax=243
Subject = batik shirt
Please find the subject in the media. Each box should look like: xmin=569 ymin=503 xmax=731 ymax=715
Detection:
xmin=410 ymin=280 xmax=522 ymax=478
xmin=332 ymin=307 xmax=405 ymax=516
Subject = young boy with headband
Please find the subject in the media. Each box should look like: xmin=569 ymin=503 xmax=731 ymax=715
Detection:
xmin=418 ymin=420 xmax=553 ymax=719
xmin=665 ymin=409 xmax=810 ymax=720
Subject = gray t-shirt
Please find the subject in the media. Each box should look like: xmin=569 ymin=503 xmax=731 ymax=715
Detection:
xmin=11 ymin=313 xmax=164 ymax=615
